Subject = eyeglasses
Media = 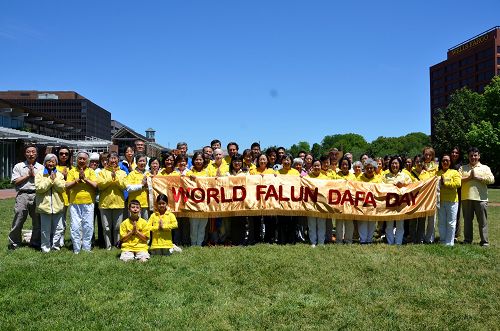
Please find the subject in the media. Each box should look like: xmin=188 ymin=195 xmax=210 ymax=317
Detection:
xmin=59 ymin=152 xmax=69 ymax=156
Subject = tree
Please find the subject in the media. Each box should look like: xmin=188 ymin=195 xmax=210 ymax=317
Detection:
xmin=310 ymin=143 xmax=322 ymax=159
xmin=432 ymin=87 xmax=484 ymax=157
xmin=320 ymin=133 xmax=369 ymax=160
xmin=289 ymin=141 xmax=310 ymax=157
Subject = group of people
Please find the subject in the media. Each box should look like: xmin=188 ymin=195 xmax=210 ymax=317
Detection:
xmin=7 ymin=139 xmax=495 ymax=262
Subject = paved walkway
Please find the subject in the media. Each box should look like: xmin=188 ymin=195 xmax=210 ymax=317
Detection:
xmin=0 ymin=189 xmax=16 ymax=200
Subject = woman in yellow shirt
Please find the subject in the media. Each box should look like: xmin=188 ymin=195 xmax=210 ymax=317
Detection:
xmin=66 ymin=151 xmax=97 ymax=254
xmin=437 ymin=154 xmax=461 ymax=246
xmin=149 ymin=194 xmax=178 ymax=255
xmin=186 ymin=152 xmax=210 ymax=246
xmin=242 ymin=149 xmax=256 ymax=173
xmin=336 ymin=157 xmax=355 ymax=244
xmin=125 ymin=154 xmax=151 ymax=219
xmin=36 ymin=154 xmax=66 ymax=253
xmin=382 ymin=156 xmax=412 ymax=245
xmin=353 ymin=161 xmax=363 ymax=180
xmin=55 ymin=146 xmax=72 ymax=248
xmin=306 ymin=159 xmax=329 ymax=247
xmin=250 ymin=154 xmax=277 ymax=243
xmin=277 ymin=154 xmax=300 ymax=244
xmin=97 ymin=152 xmax=127 ymax=249
xmin=158 ymin=152 xmax=179 ymax=176
xmin=356 ymin=159 xmax=382 ymax=244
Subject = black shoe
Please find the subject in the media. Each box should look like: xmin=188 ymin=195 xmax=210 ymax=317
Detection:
xmin=480 ymin=242 xmax=489 ymax=247
xmin=8 ymin=244 xmax=17 ymax=250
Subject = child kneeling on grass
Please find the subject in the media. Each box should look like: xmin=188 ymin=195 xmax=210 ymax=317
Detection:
xmin=119 ymin=200 xmax=150 ymax=262
xmin=148 ymin=194 xmax=178 ymax=256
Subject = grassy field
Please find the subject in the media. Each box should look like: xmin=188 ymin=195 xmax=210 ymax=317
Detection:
xmin=0 ymin=191 xmax=499 ymax=330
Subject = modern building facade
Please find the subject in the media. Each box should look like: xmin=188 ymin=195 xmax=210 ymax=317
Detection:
xmin=429 ymin=26 xmax=500 ymax=134
xmin=0 ymin=91 xmax=111 ymax=140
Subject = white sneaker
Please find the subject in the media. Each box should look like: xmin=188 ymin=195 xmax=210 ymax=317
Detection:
xmin=311 ymin=244 xmax=316 ymax=248
xmin=172 ymin=244 xmax=183 ymax=253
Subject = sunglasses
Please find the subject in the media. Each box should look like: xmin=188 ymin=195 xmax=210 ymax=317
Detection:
xmin=59 ymin=152 xmax=69 ymax=156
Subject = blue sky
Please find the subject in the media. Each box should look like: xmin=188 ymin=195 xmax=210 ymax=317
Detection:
xmin=1 ymin=1 xmax=498 ymax=151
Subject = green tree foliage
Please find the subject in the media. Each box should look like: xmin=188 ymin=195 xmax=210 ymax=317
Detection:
xmin=433 ymin=76 xmax=500 ymax=179
xmin=368 ymin=132 xmax=430 ymax=158
xmin=320 ymin=134 xmax=369 ymax=160
xmin=289 ymin=132 xmax=430 ymax=161
xmin=432 ymin=87 xmax=484 ymax=157
xmin=289 ymin=141 xmax=310 ymax=157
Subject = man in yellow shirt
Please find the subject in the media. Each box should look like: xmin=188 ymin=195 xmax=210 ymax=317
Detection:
xmin=120 ymin=200 xmax=150 ymax=262
xmin=66 ymin=151 xmax=97 ymax=253
xmin=459 ymin=147 xmax=495 ymax=246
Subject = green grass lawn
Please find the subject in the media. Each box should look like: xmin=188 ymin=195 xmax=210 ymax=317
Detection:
xmin=0 ymin=190 xmax=499 ymax=330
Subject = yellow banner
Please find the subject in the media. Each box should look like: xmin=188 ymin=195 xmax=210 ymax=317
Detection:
xmin=152 ymin=175 xmax=437 ymax=221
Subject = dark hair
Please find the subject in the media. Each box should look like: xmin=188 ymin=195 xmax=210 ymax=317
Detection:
xmin=319 ymin=155 xmax=330 ymax=163
xmin=256 ymin=153 xmax=269 ymax=168
xmin=174 ymin=155 xmax=188 ymax=167
xmin=135 ymin=153 xmax=147 ymax=164
xmin=339 ymin=156 xmax=352 ymax=170
xmin=210 ymin=139 xmax=221 ymax=147
xmin=129 ymin=199 xmax=141 ymax=207
xmin=298 ymin=150 xmax=307 ymax=156
xmin=359 ymin=153 xmax=369 ymax=161
xmin=56 ymin=146 xmax=72 ymax=169
xmin=148 ymin=157 xmax=159 ymax=168
xmin=467 ymin=146 xmax=480 ymax=154
xmin=277 ymin=146 xmax=286 ymax=152
xmin=282 ymin=153 xmax=293 ymax=162
xmin=227 ymin=142 xmax=239 ymax=151
xmin=242 ymin=149 xmax=252 ymax=158
xmin=192 ymin=151 xmax=206 ymax=169
xmin=229 ymin=154 xmax=244 ymax=174
xmin=251 ymin=142 xmax=260 ymax=149
xmin=161 ymin=152 xmax=175 ymax=166
xmin=439 ymin=154 xmax=451 ymax=170
xmin=389 ymin=156 xmax=402 ymax=173
xmin=23 ymin=144 xmax=38 ymax=153
xmin=413 ymin=154 xmax=423 ymax=163
xmin=124 ymin=145 xmax=134 ymax=153
xmin=156 ymin=194 xmax=168 ymax=204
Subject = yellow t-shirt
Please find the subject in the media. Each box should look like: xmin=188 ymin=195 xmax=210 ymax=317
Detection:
xmin=120 ymin=218 xmax=150 ymax=252
xmin=278 ymin=168 xmax=300 ymax=176
xmin=337 ymin=172 xmax=356 ymax=181
xmin=250 ymin=168 xmax=277 ymax=175
xmin=97 ymin=167 xmax=127 ymax=209
xmin=206 ymin=162 xmax=229 ymax=177
xmin=437 ymin=169 xmax=461 ymax=202
xmin=67 ymin=167 xmax=97 ymax=204
xmin=408 ymin=167 xmax=432 ymax=182
xmin=125 ymin=169 xmax=151 ymax=208
xmin=306 ymin=173 xmax=329 ymax=179
xmin=186 ymin=168 xmax=211 ymax=177
xmin=148 ymin=212 xmax=178 ymax=249
xmin=158 ymin=168 xmax=180 ymax=176
xmin=358 ymin=174 xmax=382 ymax=183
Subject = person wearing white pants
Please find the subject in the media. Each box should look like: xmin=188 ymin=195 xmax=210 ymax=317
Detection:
xmin=66 ymin=151 xmax=98 ymax=254
xmin=382 ymin=156 xmax=412 ymax=245
xmin=190 ymin=218 xmax=208 ymax=246
xmin=308 ymin=217 xmax=326 ymax=246
xmin=437 ymin=155 xmax=462 ymax=246
xmin=70 ymin=204 xmax=95 ymax=252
